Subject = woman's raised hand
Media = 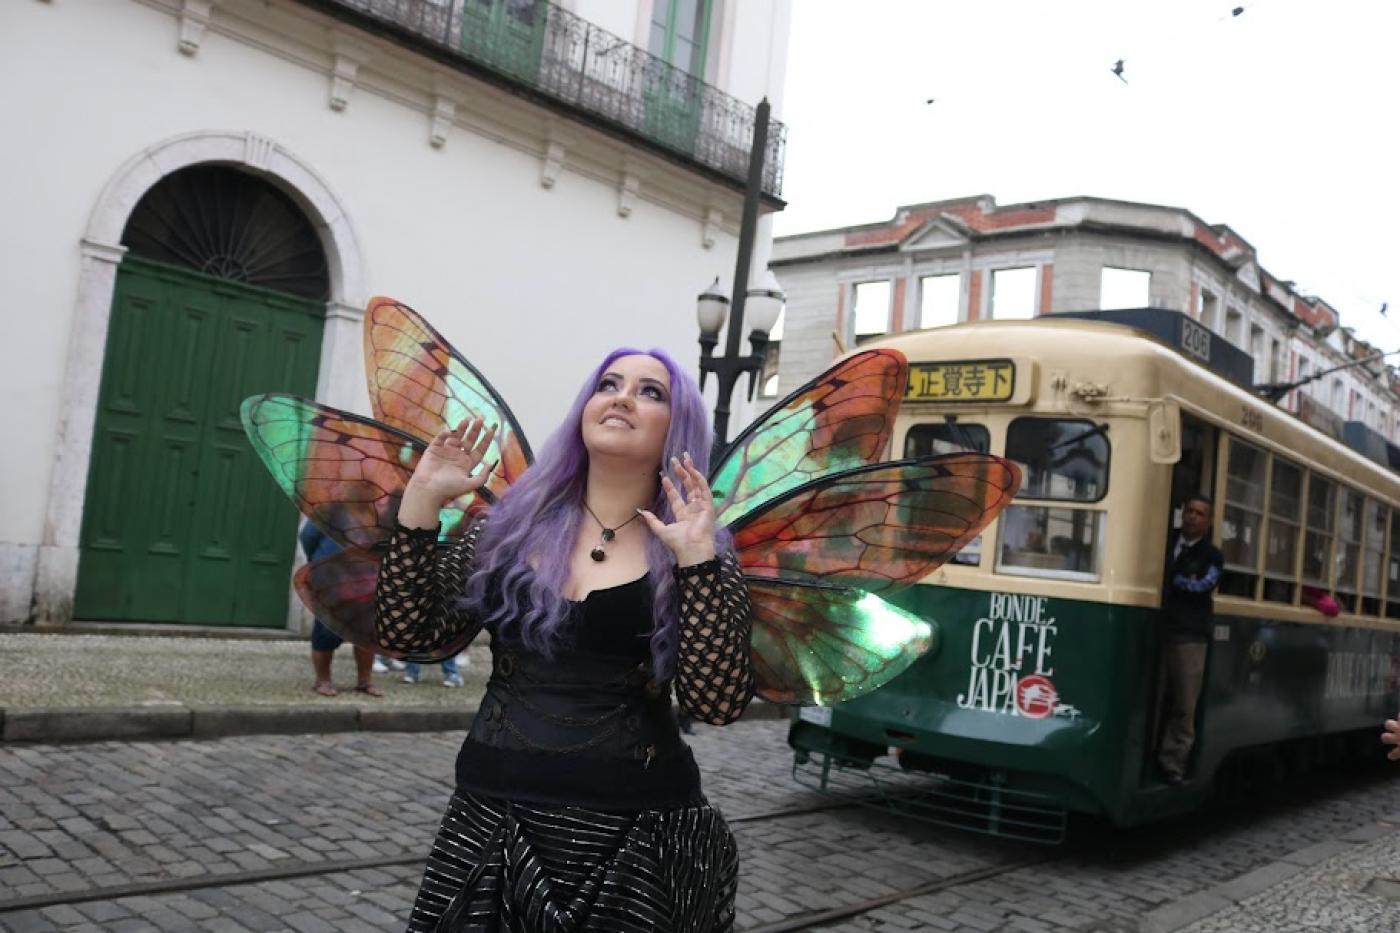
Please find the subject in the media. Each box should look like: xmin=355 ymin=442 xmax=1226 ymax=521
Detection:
xmin=399 ymin=416 xmax=497 ymax=529
xmin=638 ymin=451 xmax=717 ymax=567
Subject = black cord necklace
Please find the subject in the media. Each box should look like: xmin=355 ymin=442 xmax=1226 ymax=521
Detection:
xmin=583 ymin=502 xmax=641 ymax=562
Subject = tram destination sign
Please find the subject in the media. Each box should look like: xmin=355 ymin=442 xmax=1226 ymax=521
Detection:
xmin=906 ymin=359 xmax=1015 ymax=403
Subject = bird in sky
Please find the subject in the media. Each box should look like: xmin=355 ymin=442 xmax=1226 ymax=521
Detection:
xmin=1111 ymin=59 xmax=1127 ymax=84
xmin=925 ymin=98 xmax=936 ymax=105
xmin=1381 ymin=302 xmax=1390 ymax=317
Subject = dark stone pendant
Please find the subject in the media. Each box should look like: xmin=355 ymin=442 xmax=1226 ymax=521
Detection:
xmin=590 ymin=546 xmax=607 ymax=562
xmin=601 ymin=528 xmax=616 ymax=542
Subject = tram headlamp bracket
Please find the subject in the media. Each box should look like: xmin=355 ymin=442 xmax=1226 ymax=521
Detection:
xmin=1148 ymin=400 xmax=1181 ymax=464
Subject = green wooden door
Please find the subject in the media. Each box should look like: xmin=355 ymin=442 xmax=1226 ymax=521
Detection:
xmin=74 ymin=258 xmax=324 ymax=626
xmin=460 ymin=0 xmax=547 ymax=85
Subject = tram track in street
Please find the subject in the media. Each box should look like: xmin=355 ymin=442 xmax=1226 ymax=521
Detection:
xmin=0 ymin=797 xmax=859 ymax=918
xmin=742 ymin=853 xmax=1061 ymax=933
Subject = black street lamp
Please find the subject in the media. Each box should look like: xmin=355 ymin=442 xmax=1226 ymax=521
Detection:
xmin=696 ymin=97 xmax=785 ymax=463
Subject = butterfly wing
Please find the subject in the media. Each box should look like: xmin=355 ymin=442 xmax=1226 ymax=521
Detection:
xmin=296 ymin=548 xmax=478 ymax=661
xmin=748 ymin=579 xmax=936 ymax=706
xmin=732 ymin=453 xmax=1020 ymax=595
xmin=710 ymin=349 xmax=908 ymax=527
xmin=364 ymin=297 xmax=533 ymax=499
xmin=240 ymin=393 xmax=484 ymax=549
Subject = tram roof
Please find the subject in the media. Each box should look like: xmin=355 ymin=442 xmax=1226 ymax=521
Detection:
xmin=869 ymin=316 xmax=1400 ymax=497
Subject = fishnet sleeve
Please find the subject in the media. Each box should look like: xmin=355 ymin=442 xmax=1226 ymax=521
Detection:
xmin=374 ymin=517 xmax=486 ymax=653
xmin=673 ymin=551 xmax=755 ymax=726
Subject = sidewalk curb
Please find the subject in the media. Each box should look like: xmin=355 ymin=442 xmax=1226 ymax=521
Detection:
xmin=0 ymin=698 xmax=788 ymax=744
xmin=1137 ymin=820 xmax=1400 ymax=933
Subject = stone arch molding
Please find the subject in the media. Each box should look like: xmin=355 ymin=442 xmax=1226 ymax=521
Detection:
xmin=34 ymin=130 xmax=366 ymax=625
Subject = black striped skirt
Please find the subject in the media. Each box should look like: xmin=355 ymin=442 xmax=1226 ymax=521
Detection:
xmin=407 ymin=791 xmax=738 ymax=932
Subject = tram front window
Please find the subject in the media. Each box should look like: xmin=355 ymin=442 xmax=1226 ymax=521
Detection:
xmin=905 ymin=421 xmax=990 ymax=564
xmin=996 ymin=417 xmax=1110 ymax=581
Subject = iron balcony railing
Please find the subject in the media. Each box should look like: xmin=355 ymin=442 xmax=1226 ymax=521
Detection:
xmin=315 ymin=0 xmax=785 ymax=197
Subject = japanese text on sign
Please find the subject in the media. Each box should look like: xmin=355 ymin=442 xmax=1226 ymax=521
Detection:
xmin=906 ymin=360 xmax=1015 ymax=402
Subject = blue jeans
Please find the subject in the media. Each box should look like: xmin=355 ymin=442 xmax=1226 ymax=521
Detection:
xmin=405 ymin=656 xmax=459 ymax=679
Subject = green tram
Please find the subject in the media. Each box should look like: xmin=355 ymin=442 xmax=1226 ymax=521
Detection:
xmin=787 ymin=313 xmax=1400 ymax=842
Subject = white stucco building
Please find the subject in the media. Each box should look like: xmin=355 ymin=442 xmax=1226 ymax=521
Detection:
xmin=2 ymin=0 xmax=791 ymax=627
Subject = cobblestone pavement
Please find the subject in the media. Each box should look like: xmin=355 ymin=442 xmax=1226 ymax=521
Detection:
xmin=0 ymin=721 xmax=1398 ymax=932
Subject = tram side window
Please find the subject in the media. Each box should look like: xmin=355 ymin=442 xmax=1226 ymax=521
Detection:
xmin=997 ymin=417 xmax=1108 ymax=582
xmin=904 ymin=422 xmax=990 ymax=456
xmin=1220 ymin=438 xmax=1265 ymax=598
xmin=1262 ymin=457 xmax=1302 ymax=604
xmin=1387 ymin=513 xmax=1400 ymax=620
xmin=1361 ymin=500 xmax=1386 ymax=617
xmin=996 ymin=505 xmax=1103 ymax=581
xmin=1336 ymin=489 xmax=1364 ymax=613
xmin=904 ymin=422 xmax=991 ymax=565
xmin=1004 ymin=418 xmax=1109 ymax=501
xmin=1302 ymin=475 xmax=1335 ymax=590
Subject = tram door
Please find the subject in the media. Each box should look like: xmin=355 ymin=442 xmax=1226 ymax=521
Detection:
xmin=1144 ymin=413 xmax=1218 ymax=780
xmin=1170 ymin=414 xmax=1217 ymax=530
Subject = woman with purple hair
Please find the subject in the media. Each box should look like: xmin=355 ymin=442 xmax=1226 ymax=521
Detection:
xmin=375 ymin=348 xmax=755 ymax=932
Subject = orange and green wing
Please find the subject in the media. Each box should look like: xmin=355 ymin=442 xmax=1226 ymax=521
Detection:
xmin=735 ymin=453 xmax=1021 ymax=705
xmin=239 ymin=393 xmax=486 ymax=549
xmin=710 ymin=349 xmax=908 ymax=528
xmin=732 ymin=453 xmax=1020 ymax=594
xmin=747 ymin=579 xmax=935 ymax=706
xmin=364 ymin=297 xmax=532 ymax=499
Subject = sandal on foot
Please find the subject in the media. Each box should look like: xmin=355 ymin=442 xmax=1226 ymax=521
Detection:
xmin=313 ymin=681 xmax=337 ymax=697
xmin=355 ymin=683 xmax=385 ymax=698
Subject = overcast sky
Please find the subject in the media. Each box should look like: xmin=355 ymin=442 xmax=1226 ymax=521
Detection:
xmin=772 ymin=0 xmax=1399 ymax=350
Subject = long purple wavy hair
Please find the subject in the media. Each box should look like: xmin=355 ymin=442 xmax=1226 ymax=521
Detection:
xmin=461 ymin=348 xmax=729 ymax=681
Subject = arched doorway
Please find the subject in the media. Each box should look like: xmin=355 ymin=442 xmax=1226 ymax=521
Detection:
xmin=73 ymin=165 xmax=329 ymax=626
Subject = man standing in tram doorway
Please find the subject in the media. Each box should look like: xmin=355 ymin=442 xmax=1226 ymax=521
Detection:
xmin=1156 ymin=495 xmax=1224 ymax=784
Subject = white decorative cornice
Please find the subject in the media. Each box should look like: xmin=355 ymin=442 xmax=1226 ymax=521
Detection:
xmin=618 ymin=159 xmax=641 ymax=218
xmin=326 ymin=300 xmax=366 ymax=322
xmin=429 ymin=95 xmax=456 ymax=148
xmin=329 ymin=32 xmax=373 ymax=112
xmin=79 ymin=239 xmax=128 ymax=265
xmin=243 ymin=132 xmax=276 ymax=171
xmin=702 ymin=206 xmax=722 ymax=249
xmin=178 ymin=0 xmax=217 ymax=56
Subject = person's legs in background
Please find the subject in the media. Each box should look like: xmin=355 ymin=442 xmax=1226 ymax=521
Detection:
xmin=310 ymin=620 xmax=342 ymax=697
xmin=442 ymin=654 xmax=463 ymax=688
xmin=353 ymin=646 xmax=384 ymax=697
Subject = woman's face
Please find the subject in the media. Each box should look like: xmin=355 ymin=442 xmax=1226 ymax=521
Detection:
xmin=580 ymin=354 xmax=672 ymax=466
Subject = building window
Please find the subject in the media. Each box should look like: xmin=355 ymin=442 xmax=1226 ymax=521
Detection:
xmin=1225 ymin=307 xmax=1244 ymax=346
xmin=1099 ymin=268 xmax=1150 ymax=310
xmin=1199 ymin=288 xmax=1219 ymax=331
xmin=990 ymin=267 xmax=1036 ymax=320
xmin=852 ymin=281 xmax=891 ymax=345
xmin=1270 ymin=338 xmax=1283 ymax=383
xmin=649 ymin=0 xmax=713 ymax=77
xmin=918 ymin=274 xmax=960 ymax=328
